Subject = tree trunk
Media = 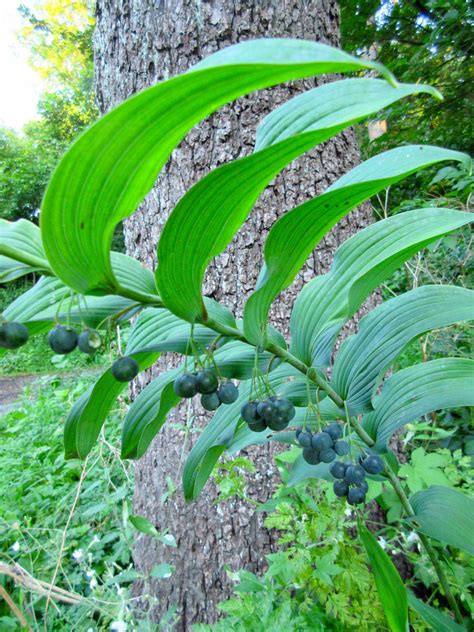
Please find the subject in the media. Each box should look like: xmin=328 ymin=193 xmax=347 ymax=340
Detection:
xmin=94 ymin=1 xmax=373 ymax=627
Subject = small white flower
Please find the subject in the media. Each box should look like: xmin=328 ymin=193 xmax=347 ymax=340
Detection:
xmin=377 ymin=537 xmax=388 ymax=550
xmin=406 ymin=531 xmax=419 ymax=546
xmin=89 ymin=578 xmax=98 ymax=589
xmin=92 ymin=535 xmax=100 ymax=544
xmin=86 ymin=628 xmax=94 ymax=632
xmin=11 ymin=541 xmax=20 ymax=552
xmin=86 ymin=570 xmax=95 ymax=578
xmin=110 ymin=622 xmax=127 ymax=632
xmin=72 ymin=549 xmax=83 ymax=561
xmin=391 ymin=549 xmax=397 ymax=555
xmin=344 ymin=508 xmax=352 ymax=517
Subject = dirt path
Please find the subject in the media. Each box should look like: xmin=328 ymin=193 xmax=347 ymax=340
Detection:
xmin=0 ymin=369 xmax=102 ymax=414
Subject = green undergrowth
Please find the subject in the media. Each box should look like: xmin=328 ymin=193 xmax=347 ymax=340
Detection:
xmin=0 ymin=374 xmax=164 ymax=630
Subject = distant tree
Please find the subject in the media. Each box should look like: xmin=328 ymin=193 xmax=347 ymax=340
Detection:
xmin=341 ymin=0 xmax=473 ymax=155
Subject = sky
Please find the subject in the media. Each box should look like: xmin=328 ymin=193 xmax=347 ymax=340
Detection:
xmin=0 ymin=0 xmax=44 ymax=131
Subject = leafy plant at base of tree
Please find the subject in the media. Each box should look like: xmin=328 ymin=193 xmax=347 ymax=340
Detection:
xmin=1 ymin=38 xmax=473 ymax=629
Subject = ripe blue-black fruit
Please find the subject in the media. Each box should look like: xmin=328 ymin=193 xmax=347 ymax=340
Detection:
xmin=173 ymin=374 xmax=197 ymax=398
xmin=241 ymin=401 xmax=260 ymax=422
xmin=311 ymin=432 xmax=332 ymax=451
xmin=274 ymin=398 xmax=295 ymax=422
xmin=267 ymin=416 xmax=289 ymax=431
xmin=48 ymin=325 xmax=78 ymax=354
xmin=78 ymin=329 xmax=101 ymax=354
xmin=357 ymin=480 xmax=369 ymax=494
xmin=196 ymin=369 xmax=218 ymax=394
xmin=330 ymin=461 xmax=347 ymax=479
xmin=218 ymin=381 xmax=239 ymax=404
xmin=325 ymin=423 xmax=343 ymax=441
xmin=0 ymin=321 xmax=29 ymax=349
xmin=320 ymin=448 xmax=337 ymax=463
xmin=297 ymin=431 xmax=312 ymax=447
xmin=333 ymin=479 xmax=349 ymax=497
xmin=345 ymin=464 xmax=366 ymax=485
xmin=248 ymin=418 xmax=267 ymax=432
xmin=348 ymin=487 xmax=366 ymax=505
xmin=111 ymin=356 xmax=139 ymax=382
xmin=201 ymin=391 xmax=220 ymax=411
xmin=302 ymin=448 xmax=320 ymax=465
xmin=334 ymin=440 xmax=349 ymax=456
xmin=257 ymin=399 xmax=276 ymax=422
xmin=362 ymin=455 xmax=384 ymax=475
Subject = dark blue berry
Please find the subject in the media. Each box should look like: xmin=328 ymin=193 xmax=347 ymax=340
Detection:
xmin=248 ymin=418 xmax=267 ymax=432
xmin=218 ymin=381 xmax=239 ymax=404
xmin=330 ymin=461 xmax=347 ymax=479
xmin=311 ymin=432 xmax=332 ymax=451
xmin=320 ymin=448 xmax=337 ymax=463
xmin=333 ymin=479 xmax=349 ymax=497
xmin=48 ymin=325 xmax=78 ymax=354
xmin=345 ymin=464 xmax=366 ymax=485
xmin=362 ymin=455 xmax=384 ymax=475
xmin=334 ymin=440 xmax=349 ymax=456
xmin=274 ymin=398 xmax=295 ymax=422
xmin=196 ymin=369 xmax=219 ymax=394
xmin=201 ymin=392 xmax=220 ymax=411
xmin=348 ymin=487 xmax=366 ymax=505
xmin=325 ymin=423 xmax=343 ymax=441
xmin=298 ymin=431 xmax=312 ymax=447
xmin=241 ymin=401 xmax=260 ymax=422
xmin=302 ymin=448 xmax=320 ymax=465
xmin=112 ymin=356 xmax=139 ymax=382
xmin=257 ymin=399 xmax=276 ymax=422
xmin=173 ymin=374 xmax=197 ymax=398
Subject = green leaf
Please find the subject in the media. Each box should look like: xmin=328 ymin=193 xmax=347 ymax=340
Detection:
xmin=129 ymin=514 xmax=159 ymax=537
xmin=407 ymin=592 xmax=465 ymax=632
xmin=358 ymin=519 xmax=408 ymax=632
xmin=150 ymin=563 xmax=175 ymax=579
xmin=399 ymin=447 xmax=451 ymax=494
xmin=331 ymin=285 xmax=474 ymax=414
xmin=363 ymin=358 xmax=474 ymax=449
xmin=409 ymin=486 xmax=474 ymax=555
xmin=41 ymin=39 xmax=392 ymax=296
xmin=157 ymin=80 xmax=438 ymax=325
xmin=289 ymin=204 xmax=472 ymax=365
xmin=0 ymin=218 xmax=51 ymax=273
xmin=110 ymin=251 xmax=159 ymax=302
xmin=0 ymin=255 xmax=43 ymax=283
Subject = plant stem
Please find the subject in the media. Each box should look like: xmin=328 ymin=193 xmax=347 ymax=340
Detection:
xmin=203 ymin=316 xmax=464 ymax=622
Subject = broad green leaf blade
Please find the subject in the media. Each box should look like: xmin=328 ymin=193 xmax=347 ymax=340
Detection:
xmin=407 ymin=592 xmax=465 ymax=632
xmin=110 ymin=252 xmax=159 ymax=302
xmin=129 ymin=515 xmax=159 ymax=537
xmin=363 ymin=358 xmax=474 ymax=449
xmin=358 ymin=520 xmax=408 ymax=632
xmin=183 ymin=364 xmax=300 ymax=500
xmin=0 ymin=218 xmax=51 ymax=273
xmin=409 ymin=486 xmax=474 ymax=555
xmin=121 ymin=369 xmax=181 ymax=459
xmin=0 ymin=255 xmax=42 ymax=282
xmin=244 ymin=156 xmax=470 ymax=346
xmin=331 ymin=285 xmax=474 ymax=414
xmin=289 ymin=205 xmax=472 ymax=365
xmin=157 ymin=80 xmax=437 ymax=324
xmin=41 ymin=39 xmax=391 ymax=296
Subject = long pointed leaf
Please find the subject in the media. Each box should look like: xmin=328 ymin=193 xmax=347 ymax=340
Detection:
xmin=41 ymin=39 xmax=392 ymax=296
xmin=363 ymin=358 xmax=474 ymax=449
xmin=409 ymin=486 xmax=474 ymax=555
xmin=331 ymin=285 xmax=474 ymax=414
xmin=289 ymin=205 xmax=472 ymax=365
xmin=157 ymin=80 xmax=438 ymax=323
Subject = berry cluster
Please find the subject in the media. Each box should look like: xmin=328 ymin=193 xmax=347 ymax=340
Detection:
xmin=173 ymin=369 xmax=239 ymax=411
xmin=296 ymin=423 xmax=348 ymax=465
xmin=330 ymin=454 xmax=384 ymax=505
xmin=241 ymin=397 xmax=296 ymax=432
xmin=0 ymin=321 xmax=29 ymax=349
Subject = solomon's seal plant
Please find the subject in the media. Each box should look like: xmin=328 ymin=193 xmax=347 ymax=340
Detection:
xmin=1 ymin=39 xmax=472 ymax=630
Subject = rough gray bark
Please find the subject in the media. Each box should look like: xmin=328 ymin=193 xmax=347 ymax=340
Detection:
xmin=94 ymin=1 xmax=374 ymax=627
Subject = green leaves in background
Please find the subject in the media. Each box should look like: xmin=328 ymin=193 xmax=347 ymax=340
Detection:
xmin=40 ymin=39 xmax=390 ymax=297
xmin=409 ymin=486 xmax=474 ymax=555
xmin=363 ymin=358 xmax=474 ymax=449
xmin=290 ymin=203 xmax=472 ymax=365
xmin=408 ymin=593 xmax=465 ymax=632
xmin=157 ymin=81 xmax=439 ymax=326
xmin=358 ymin=520 xmax=408 ymax=632
xmin=331 ymin=285 xmax=474 ymax=414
